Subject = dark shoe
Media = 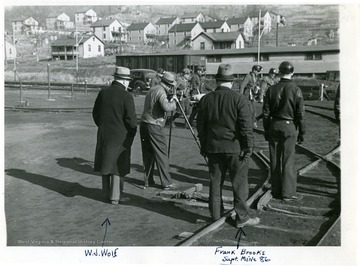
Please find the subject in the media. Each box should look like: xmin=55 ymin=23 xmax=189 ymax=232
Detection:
xmin=271 ymin=193 xmax=282 ymax=200
xmin=118 ymin=197 xmax=130 ymax=204
xmin=283 ymin=195 xmax=303 ymax=202
xmin=236 ymin=217 xmax=260 ymax=228
xmin=163 ymin=183 xmax=178 ymax=190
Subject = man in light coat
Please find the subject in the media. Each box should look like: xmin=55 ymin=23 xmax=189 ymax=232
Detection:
xmin=140 ymin=72 xmax=178 ymax=189
xmin=93 ymin=66 xmax=137 ymax=204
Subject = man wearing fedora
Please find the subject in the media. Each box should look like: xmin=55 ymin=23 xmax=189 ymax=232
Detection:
xmin=140 ymin=71 xmax=178 ymax=189
xmin=93 ymin=66 xmax=137 ymax=204
xmin=197 ymin=64 xmax=260 ymax=227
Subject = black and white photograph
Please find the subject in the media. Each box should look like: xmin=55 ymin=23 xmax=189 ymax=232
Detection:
xmin=1 ymin=0 xmax=359 ymax=265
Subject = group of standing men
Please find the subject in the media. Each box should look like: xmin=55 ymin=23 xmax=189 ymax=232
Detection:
xmin=92 ymin=61 xmax=306 ymax=229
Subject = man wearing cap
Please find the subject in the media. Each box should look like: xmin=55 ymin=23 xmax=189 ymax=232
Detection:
xmin=255 ymin=68 xmax=279 ymax=121
xmin=140 ymin=72 xmax=178 ymax=189
xmin=189 ymin=67 xmax=209 ymax=127
xmin=259 ymin=68 xmax=278 ymax=103
xmin=263 ymin=61 xmax=306 ymax=202
xmin=239 ymin=65 xmax=263 ymax=128
xmin=197 ymin=64 xmax=260 ymax=227
xmin=169 ymin=68 xmax=192 ymax=128
xmin=150 ymin=68 xmax=164 ymax=88
xmin=93 ymin=66 xmax=137 ymax=204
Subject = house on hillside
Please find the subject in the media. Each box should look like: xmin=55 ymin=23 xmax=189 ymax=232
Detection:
xmin=5 ymin=41 xmax=17 ymax=61
xmin=46 ymin=12 xmax=74 ymax=30
xmin=91 ymin=19 xmax=126 ymax=43
xmin=51 ymin=34 xmax=104 ymax=60
xmin=226 ymin=17 xmax=253 ymax=40
xmin=192 ymin=32 xmax=245 ymax=50
xmin=12 ymin=17 xmax=42 ymax=35
xmin=156 ymin=17 xmax=179 ymax=36
xmin=199 ymin=20 xmax=230 ymax=33
xmin=127 ymin=22 xmax=156 ymax=44
xmin=168 ymin=22 xmax=204 ymax=49
xmin=248 ymin=10 xmax=285 ymax=34
xmin=75 ymin=9 xmax=98 ymax=28
xmin=180 ymin=12 xmax=205 ymax=23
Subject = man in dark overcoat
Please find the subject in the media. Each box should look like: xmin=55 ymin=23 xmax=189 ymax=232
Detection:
xmin=197 ymin=64 xmax=260 ymax=228
xmin=263 ymin=61 xmax=306 ymax=202
xmin=93 ymin=66 xmax=137 ymax=204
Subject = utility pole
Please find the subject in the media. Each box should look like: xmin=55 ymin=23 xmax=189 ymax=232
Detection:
xmin=276 ymin=22 xmax=279 ymax=47
xmin=75 ymin=28 xmax=79 ymax=88
xmin=257 ymin=10 xmax=262 ymax=64
xmin=13 ymin=30 xmax=17 ymax=82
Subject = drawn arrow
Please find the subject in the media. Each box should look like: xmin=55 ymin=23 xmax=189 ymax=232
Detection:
xmin=101 ymin=218 xmax=111 ymax=247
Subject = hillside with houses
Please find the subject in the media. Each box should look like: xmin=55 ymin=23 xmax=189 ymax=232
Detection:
xmin=4 ymin=5 xmax=339 ymax=63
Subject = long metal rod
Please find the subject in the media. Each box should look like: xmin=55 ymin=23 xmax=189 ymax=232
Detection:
xmin=168 ymin=111 xmax=174 ymax=157
xmin=175 ymin=100 xmax=208 ymax=165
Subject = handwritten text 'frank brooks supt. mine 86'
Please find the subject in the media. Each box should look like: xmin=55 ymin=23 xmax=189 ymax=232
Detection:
xmin=214 ymin=246 xmax=271 ymax=264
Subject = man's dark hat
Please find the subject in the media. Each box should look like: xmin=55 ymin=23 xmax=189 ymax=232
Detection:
xmin=161 ymin=72 xmax=176 ymax=86
xmin=113 ymin=66 xmax=132 ymax=80
xmin=269 ymin=68 xmax=277 ymax=74
xmin=252 ymin=65 xmax=263 ymax=72
xmin=157 ymin=68 xmax=164 ymax=75
xmin=215 ymin=64 xmax=234 ymax=82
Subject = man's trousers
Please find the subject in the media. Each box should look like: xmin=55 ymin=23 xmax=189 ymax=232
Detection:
xmin=102 ymin=174 xmax=124 ymax=201
xmin=268 ymin=119 xmax=297 ymax=198
xmin=207 ymin=153 xmax=250 ymax=222
xmin=140 ymin=122 xmax=172 ymax=187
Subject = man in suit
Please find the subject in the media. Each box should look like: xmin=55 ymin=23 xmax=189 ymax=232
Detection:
xmin=93 ymin=66 xmax=137 ymax=204
xmin=140 ymin=72 xmax=178 ymax=190
xmin=197 ymin=64 xmax=260 ymax=228
xmin=263 ymin=61 xmax=306 ymax=202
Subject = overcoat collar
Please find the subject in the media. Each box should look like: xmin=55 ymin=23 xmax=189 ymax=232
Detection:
xmin=112 ymin=80 xmax=127 ymax=90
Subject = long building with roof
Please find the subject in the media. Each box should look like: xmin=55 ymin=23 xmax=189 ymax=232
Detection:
xmin=116 ymin=44 xmax=339 ymax=79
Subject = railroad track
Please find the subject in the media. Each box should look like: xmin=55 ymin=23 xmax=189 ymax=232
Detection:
xmin=177 ymin=125 xmax=340 ymax=247
xmin=305 ymin=104 xmax=337 ymax=123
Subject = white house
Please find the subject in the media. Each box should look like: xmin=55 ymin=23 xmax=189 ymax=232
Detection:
xmin=192 ymin=32 xmax=245 ymax=50
xmin=127 ymin=22 xmax=156 ymax=44
xmin=155 ymin=17 xmax=179 ymax=36
xmin=248 ymin=11 xmax=285 ymax=34
xmin=75 ymin=9 xmax=98 ymax=27
xmin=226 ymin=17 xmax=253 ymax=40
xmin=51 ymin=34 xmax=104 ymax=60
xmin=168 ymin=22 xmax=204 ymax=49
xmin=12 ymin=17 xmax=41 ymax=35
xmin=91 ymin=19 xmax=126 ymax=43
xmin=56 ymin=13 xmax=74 ymax=30
xmin=199 ymin=20 xmax=230 ymax=33
xmin=180 ymin=12 xmax=205 ymax=23
xmin=5 ymin=41 xmax=17 ymax=60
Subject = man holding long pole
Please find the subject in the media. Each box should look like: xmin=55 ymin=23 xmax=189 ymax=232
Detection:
xmin=140 ymin=72 xmax=178 ymax=190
